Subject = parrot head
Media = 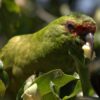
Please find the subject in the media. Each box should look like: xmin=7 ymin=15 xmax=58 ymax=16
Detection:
xmin=51 ymin=13 xmax=96 ymax=60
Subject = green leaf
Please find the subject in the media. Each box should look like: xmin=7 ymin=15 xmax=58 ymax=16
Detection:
xmin=34 ymin=69 xmax=77 ymax=96
xmin=17 ymin=69 xmax=81 ymax=100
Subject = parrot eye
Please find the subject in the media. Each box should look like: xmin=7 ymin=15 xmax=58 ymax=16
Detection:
xmin=67 ymin=22 xmax=75 ymax=32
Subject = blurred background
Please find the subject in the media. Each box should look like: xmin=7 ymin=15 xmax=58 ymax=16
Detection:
xmin=0 ymin=0 xmax=100 ymax=57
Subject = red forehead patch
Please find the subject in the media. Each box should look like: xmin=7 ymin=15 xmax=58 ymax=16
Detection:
xmin=75 ymin=22 xmax=96 ymax=35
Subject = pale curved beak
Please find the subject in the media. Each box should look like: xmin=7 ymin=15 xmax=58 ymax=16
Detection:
xmin=82 ymin=33 xmax=96 ymax=60
xmin=86 ymin=33 xmax=94 ymax=50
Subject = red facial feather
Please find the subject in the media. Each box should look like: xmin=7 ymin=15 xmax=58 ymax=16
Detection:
xmin=75 ymin=22 xmax=96 ymax=35
xmin=66 ymin=21 xmax=96 ymax=36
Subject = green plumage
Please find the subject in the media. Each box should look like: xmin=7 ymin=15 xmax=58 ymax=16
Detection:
xmin=0 ymin=13 xmax=96 ymax=95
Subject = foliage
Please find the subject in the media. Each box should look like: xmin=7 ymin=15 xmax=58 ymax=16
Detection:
xmin=16 ymin=69 xmax=82 ymax=100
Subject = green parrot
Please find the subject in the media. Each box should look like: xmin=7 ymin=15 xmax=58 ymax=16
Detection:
xmin=0 ymin=13 xmax=96 ymax=96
